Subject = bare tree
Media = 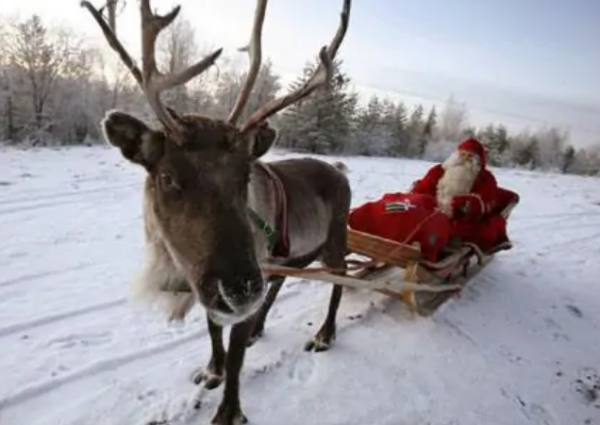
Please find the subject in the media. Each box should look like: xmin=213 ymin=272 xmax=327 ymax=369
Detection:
xmin=3 ymin=15 xmax=90 ymax=131
xmin=95 ymin=48 xmax=134 ymax=110
xmin=156 ymin=16 xmax=203 ymax=111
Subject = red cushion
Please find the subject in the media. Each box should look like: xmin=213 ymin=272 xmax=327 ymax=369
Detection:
xmin=349 ymin=192 xmax=452 ymax=262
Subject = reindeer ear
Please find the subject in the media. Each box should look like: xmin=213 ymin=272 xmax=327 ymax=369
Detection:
xmin=242 ymin=122 xmax=277 ymax=159
xmin=101 ymin=110 xmax=165 ymax=169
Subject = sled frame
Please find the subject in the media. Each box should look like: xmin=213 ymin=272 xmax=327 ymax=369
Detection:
xmin=342 ymin=228 xmax=502 ymax=315
xmin=263 ymin=198 xmax=516 ymax=316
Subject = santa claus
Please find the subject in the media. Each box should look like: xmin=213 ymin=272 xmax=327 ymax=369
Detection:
xmin=410 ymin=138 xmax=517 ymax=252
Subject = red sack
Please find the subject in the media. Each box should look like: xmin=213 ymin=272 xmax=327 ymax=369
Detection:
xmin=348 ymin=192 xmax=452 ymax=262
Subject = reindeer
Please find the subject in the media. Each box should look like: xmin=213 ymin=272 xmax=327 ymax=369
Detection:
xmin=81 ymin=0 xmax=352 ymax=423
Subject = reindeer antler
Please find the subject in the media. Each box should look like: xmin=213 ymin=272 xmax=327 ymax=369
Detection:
xmin=81 ymin=0 xmax=223 ymax=145
xmin=239 ymin=0 xmax=351 ymax=134
xmin=226 ymin=0 xmax=269 ymax=126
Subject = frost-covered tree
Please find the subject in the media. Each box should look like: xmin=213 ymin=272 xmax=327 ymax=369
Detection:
xmin=476 ymin=124 xmax=510 ymax=166
xmin=437 ymin=94 xmax=469 ymax=143
xmin=276 ymin=58 xmax=357 ymax=154
xmin=385 ymin=101 xmax=409 ymax=157
xmin=211 ymin=58 xmax=281 ymax=122
xmin=0 ymin=14 xmax=98 ymax=144
xmin=566 ymin=145 xmax=600 ymax=175
xmin=535 ymin=126 xmax=569 ymax=171
xmin=417 ymin=105 xmax=437 ymax=158
xmin=350 ymin=95 xmax=384 ymax=155
xmin=404 ymin=104 xmax=424 ymax=158
xmin=155 ymin=16 xmax=218 ymax=114
xmin=509 ymin=132 xmax=540 ymax=169
xmin=424 ymin=95 xmax=469 ymax=161
xmin=561 ymin=145 xmax=576 ymax=173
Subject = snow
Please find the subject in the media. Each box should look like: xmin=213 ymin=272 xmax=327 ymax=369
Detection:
xmin=1 ymin=144 xmax=599 ymax=425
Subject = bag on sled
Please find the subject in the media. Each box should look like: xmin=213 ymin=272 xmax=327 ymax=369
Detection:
xmin=348 ymin=192 xmax=452 ymax=262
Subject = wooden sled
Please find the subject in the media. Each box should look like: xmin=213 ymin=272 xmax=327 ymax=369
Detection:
xmin=269 ymin=228 xmax=510 ymax=316
xmin=267 ymin=189 xmax=518 ymax=316
xmin=343 ymin=228 xmax=508 ymax=315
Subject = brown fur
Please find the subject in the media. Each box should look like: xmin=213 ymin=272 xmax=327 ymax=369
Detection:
xmin=102 ymin=109 xmax=352 ymax=422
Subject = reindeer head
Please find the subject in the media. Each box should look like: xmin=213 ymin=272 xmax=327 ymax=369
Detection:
xmin=81 ymin=0 xmax=351 ymax=325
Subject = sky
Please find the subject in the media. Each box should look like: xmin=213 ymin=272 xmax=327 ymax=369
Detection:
xmin=1 ymin=0 xmax=598 ymax=148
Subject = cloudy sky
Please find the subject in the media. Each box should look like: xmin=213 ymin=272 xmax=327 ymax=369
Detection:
xmin=1 ymin=0 xmax=598 ymax=147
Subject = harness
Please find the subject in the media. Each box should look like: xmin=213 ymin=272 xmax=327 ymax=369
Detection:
xmin=247 ymin=162 xmax=290 ymax=257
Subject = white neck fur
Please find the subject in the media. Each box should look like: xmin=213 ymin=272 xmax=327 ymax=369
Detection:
xmin=436 ymin=151 xmax=481 ymax=216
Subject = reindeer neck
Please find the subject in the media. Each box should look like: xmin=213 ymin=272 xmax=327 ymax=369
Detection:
xmin=247 ymin=161 xmax=281 ymax=253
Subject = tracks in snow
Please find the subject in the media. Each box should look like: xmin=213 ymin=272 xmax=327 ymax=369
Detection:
xmin=0 ymin=268 xmax=389 ymax=425
xmin=3 ymin=148 xmax=600 ymax=425
xmin=0 ymin=298 xmax=126 ymax=338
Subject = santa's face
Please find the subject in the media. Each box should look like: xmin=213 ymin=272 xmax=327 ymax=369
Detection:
xmin=444 ymin=149 xmax=481 ymax=171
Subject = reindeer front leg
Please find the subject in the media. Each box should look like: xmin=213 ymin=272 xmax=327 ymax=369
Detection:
xmin=247 ymin=275 xmax=286 ymax=346
xmin=305 ymin=211 xmax=348 ymax=352
xmin=211 ymin=319 xmax=254 ymax=425
xmin=192 ymin=314 xmax=226 ymax=389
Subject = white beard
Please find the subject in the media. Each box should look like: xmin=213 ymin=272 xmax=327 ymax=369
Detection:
xmin=436 ymin=151 xmax=481 ymax=217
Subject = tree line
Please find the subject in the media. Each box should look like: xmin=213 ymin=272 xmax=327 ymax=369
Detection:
xmin=275 ymin=59 xmax=599 ymax=176
xmin=0 ymin=13 xmax=598 ymax=176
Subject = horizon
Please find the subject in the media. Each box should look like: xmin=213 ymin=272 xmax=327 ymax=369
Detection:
xmin=1 ymin=0 xmax=598 ymax=148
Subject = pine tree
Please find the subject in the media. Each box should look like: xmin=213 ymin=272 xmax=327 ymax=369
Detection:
xmin=511 ymin=136 xmax=540 ymax=169
xmin=405 ymin=104 xmax=424 ymax=157
xmin=417 ymin=106 xmax=437 ymax=158
xmin=477 ymin=124 xmax=497 ymax=165
xmin=276 ymin=58 xmax=357 ymax=154
xmin=352 ymin=95 xmax=385 ymax=155
xmin=561 ymin=145 xmax=576 ymax=173
xmin=386 ymin=101 xmax=409 ymax=157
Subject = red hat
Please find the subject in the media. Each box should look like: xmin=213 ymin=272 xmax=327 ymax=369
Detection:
xmin=457 ymin=137 xmax=486 ymax=167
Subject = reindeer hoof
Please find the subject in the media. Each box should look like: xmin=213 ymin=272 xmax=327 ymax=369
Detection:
xmin=191 ymin=367 xmax=224 ymax=389
xmin=304 ymin=336 xmax=331 ymax=352
xmin=246 ymin=330 xmax=263 ymax=347
xmin=305 ymin=326 xmax=336 ymax=352
xmin=211 ymin=402 xmax=248 ymax=425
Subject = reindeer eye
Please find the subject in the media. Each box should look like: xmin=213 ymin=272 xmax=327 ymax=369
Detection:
xmin=159 ymin=172 xmax=178 ymax=191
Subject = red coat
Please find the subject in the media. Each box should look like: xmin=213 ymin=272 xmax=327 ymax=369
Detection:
xmin=350 ymin=138 xmax=518 ymax=256
xmin=410 ymin=164 xmax=500 ymax=218
xmin=410 ymin=162 xmax=514 ymax=251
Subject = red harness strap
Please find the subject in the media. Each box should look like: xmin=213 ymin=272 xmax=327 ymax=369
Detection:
xmin=256 ymin=162 xmax=290 ymax=257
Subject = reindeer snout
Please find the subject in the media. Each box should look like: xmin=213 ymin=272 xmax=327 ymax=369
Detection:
xmin=216 ymin=274 xmax=264 ymax=311
xmin=199 ymin=268 xmax=265 ymax=325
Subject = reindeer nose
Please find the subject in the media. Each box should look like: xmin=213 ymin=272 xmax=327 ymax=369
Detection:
xmin=243 ymin=275 xmax=264 ymax=297
xmin=201 ymin=269 xmax=265 ymax=315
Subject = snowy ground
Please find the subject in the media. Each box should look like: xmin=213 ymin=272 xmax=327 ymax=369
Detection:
xmin=1 ymin=144 xmax=599 ymax=425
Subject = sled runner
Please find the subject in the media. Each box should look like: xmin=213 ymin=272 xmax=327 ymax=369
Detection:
xmin=266 ymin=187 xmax=519 ymax=316
xmin=343 ymin=228 xmax=501 ymax=315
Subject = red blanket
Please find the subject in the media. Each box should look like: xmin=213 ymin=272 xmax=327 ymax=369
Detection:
xmin=348 ymin=192 xmax=452 ymax=262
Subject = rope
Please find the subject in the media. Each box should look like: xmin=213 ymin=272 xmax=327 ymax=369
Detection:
xmin=373 ymin=207 xmax=443 ymax=265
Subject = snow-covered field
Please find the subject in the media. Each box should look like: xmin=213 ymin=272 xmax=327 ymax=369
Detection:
xmin=1 ymin=144 xmax=599 ymax=425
